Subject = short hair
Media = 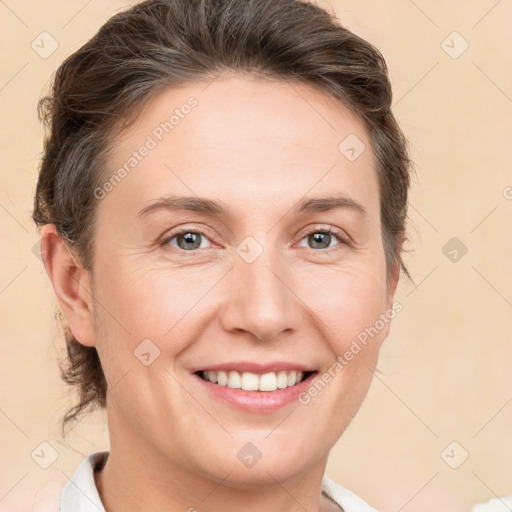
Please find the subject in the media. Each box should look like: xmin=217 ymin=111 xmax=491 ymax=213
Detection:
xmin=32 ymin=0 xmax=413 ymax=433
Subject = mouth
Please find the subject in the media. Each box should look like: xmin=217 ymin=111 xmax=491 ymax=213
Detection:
xmin=195 ymin=369 xmax=315 ymax=391
xmin=192 ymin=367 xmax=318 ymax=411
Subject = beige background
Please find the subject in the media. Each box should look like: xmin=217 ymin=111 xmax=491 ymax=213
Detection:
xmin=1 ymin=1 xmax=511 ymax=511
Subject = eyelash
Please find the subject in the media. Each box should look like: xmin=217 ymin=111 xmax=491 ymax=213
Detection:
xmin=297 ymin=227 xmax=347 ymax=254
xmin=160 ymin=226 xmax=347 ymax=255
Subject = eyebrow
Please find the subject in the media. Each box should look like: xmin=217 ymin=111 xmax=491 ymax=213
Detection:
xmin=137 ymin=193 xmax=368 ymax=219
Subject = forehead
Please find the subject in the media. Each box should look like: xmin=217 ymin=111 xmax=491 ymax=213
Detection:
xmin=103 ymin=74 xmax=379 ymax=216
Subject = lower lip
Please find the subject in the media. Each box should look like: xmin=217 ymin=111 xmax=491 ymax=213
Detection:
xmin=193 ymin=372 xmax=317 ymax=412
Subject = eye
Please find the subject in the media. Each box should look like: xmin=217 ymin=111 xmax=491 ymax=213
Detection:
xmin=161 ymin=228 xmax=213 ymax=251
xmin=297 ymin=228 xmax=345 ymax=252
xmin=161 ymin=226 xmax=347 ymax=253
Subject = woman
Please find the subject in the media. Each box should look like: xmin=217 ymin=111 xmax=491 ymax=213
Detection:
xmin=33 ymin=0 xmax=412 ymax=510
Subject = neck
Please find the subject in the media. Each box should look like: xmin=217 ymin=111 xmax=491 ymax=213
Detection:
xmin=95 ymin=431 xmax=338 ymax=512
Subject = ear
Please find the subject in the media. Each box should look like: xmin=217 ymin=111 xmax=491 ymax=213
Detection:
xmin=384 ymin=233 xmax=405 ymax=312
xmin=386 ymin=258 xmax=400 ymax=303
xmin=39 ymin=224 xmax=97 ymax=347
xmin=375 ymin=258 xmax=401 ymax=344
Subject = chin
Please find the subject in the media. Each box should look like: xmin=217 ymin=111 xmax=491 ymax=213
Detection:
xmin=188 ymin=436 xmax=324 ymax=489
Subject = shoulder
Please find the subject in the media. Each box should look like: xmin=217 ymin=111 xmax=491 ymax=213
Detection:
xmin=321 ymin=475 xmax=379 ymax=512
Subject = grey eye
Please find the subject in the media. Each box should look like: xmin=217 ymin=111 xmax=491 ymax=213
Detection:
xmin=299 ymin=230 xmax=341 ymax=250
xmin=164 ymin=230 xmax=211 ymax=251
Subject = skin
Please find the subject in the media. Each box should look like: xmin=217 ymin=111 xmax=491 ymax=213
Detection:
xmin=41 ymin=74 xmax=400 ymax=512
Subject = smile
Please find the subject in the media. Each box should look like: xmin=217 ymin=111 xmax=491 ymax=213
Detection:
xmin=191 ymin=362 xmax=319 ymax=411
xmin=197 ymin=369 xmax=313 ymax=391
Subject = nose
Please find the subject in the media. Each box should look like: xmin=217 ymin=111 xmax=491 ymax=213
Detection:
xmin=218 ymin=243 xmax=304 ymax=343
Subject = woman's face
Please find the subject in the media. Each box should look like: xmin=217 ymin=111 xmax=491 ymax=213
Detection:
xmin=88 ymin=75 xmax=399 ymax=485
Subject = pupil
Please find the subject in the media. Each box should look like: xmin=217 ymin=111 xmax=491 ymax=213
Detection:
xmin=310 ymin=232 xmax=330 ymax=249
xmin=180 ymin=232 xmax=200 ymax=250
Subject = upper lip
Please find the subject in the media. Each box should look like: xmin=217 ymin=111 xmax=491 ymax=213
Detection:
xmin=190 ymin=361 xmax=316 ymax=374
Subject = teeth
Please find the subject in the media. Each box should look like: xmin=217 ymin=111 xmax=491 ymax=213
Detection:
xmin=287 ymin=370 xmax=297 ymax=386
xmin=276 ymin=371 xmax=288 ymax=389
xmin=217 ymin=370 xmax=228 ymax=386
xmin=241 ymin=372 xmax=259 ymax=391
xmin=228 ymin=371 xmax=241 ymax=389
xmin=201 ymin=370 xmax=308 ymax=391
xmin=206 ymin=370 xmax=217 ymax=383
xmin=259 ymin=372 xmax=277 ymax=391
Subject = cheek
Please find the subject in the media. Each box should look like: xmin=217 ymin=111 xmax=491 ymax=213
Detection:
xmin=302 ymin=263 xmax=389 ymax=355
xmin=92 ymin=256 xmax=220 ymax=359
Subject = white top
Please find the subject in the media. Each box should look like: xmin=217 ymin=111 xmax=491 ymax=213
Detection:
xmin=470 ymin=496 xmax=512 ymax=512
xmin=60 ymin=450 xmax=378 ymax=512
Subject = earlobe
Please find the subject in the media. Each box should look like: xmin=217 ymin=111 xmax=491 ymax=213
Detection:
xmin=388 ymin=260 xmax=400 ymax=296
xmin=39 ymin=224 xmax=97 ymax=347
xmin=383 ymin=257 xmax=401 ymax=319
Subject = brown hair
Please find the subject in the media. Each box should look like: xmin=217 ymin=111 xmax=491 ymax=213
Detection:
xmin=32 ymin=0 xmax=414 ymax=434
